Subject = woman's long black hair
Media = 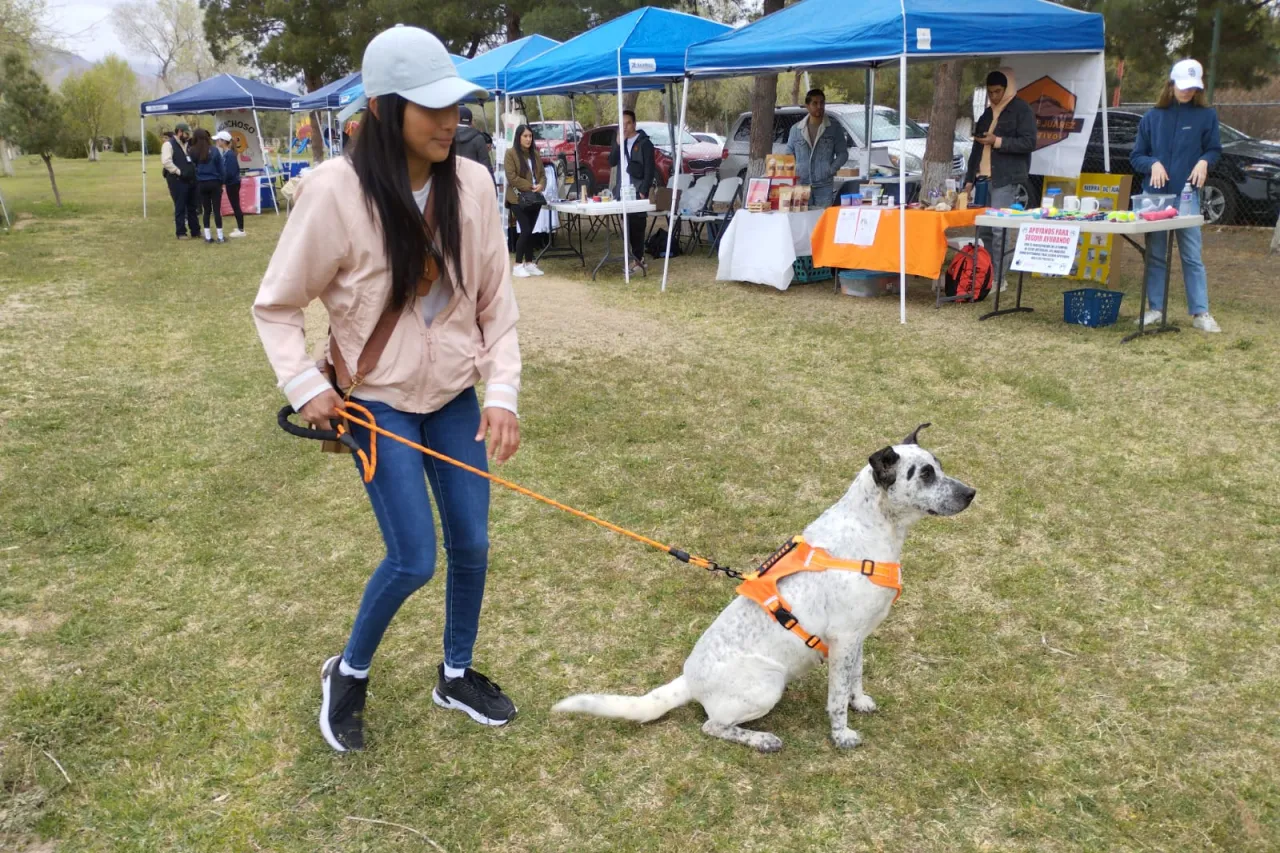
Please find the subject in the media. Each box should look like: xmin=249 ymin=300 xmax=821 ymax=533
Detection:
xmin=349 ymin=94 xmax=465 ymax=312
xmin=189 ymin=128 xmax=213 ymax=163
xmin=513 ymin=123 xmax=535 ymax=179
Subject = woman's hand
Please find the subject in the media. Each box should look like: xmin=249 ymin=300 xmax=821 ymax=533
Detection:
xmin=299 ymin=389 xmax=344 ymax=430
xmin=476 ymin=407 xmax=520 ymax=464
xmin=1189 ymin=159 xmax=1209 ymax=188
xmin=1150 ymin=162 xmax=1169 ymax=189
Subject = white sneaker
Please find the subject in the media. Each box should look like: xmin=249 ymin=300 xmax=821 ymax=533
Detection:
xmin=229 ymin=229 xmax=246 ymax=238
xmin=512 ymin=263 xmax=530 ymax=278
xmin=525 ymin=263 xmax=545 ymax=276
xmin=1134 ymin=309 xmax=1163 ymax=326
xmin=1191 ymin=313 xmax=1221 ymax=333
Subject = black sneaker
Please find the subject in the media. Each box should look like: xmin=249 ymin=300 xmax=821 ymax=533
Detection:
xmin=432 ymin=664 xmax=517 ymax=726
xmin=320 ymin=655 xmax=367 ymax=751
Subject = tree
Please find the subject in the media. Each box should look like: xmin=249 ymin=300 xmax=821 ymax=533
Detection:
xmin=0 ymin=0 xmax=49 ymax=176
xmin=0 ymin=52 xmax=65 ymax=204
xmin=1272 ymin=213 xmax=1279 ymax=255
xmin=96 ymin=55 xmax=140 ymax=154
xmin=920 ymin=60 xmax=965 ymax=199
xmin=61 ymin=66 xmax=114 ymax=160
xmin=112 ymin=0 xmax=216 ymax=92
xmin=746 ymin=0 xmax=785 ymax=178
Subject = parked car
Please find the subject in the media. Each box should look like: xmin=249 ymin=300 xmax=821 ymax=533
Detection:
xmin=692 ymin=131 xmax=725 ymax=148
xmin=1069 ymin=110 xmax=1280 ymax=225
xmin=573 ymin=121 xmax=723 ymax=195
xmin=718 ymin=105 xmax=971 ymax=182
xmin=528 ymin=120 xmax=582 ymax=169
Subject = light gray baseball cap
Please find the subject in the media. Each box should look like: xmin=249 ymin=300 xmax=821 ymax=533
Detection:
xmin=338 ymin=25 xmax=486 ymax=122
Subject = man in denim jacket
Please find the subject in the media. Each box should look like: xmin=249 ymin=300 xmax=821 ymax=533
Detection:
xmin=786 ymin=89 xmax=849 ymax=209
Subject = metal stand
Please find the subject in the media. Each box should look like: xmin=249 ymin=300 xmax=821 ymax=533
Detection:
xmin=1121 ymin=232 xmax=1180 ymax=343
xmin=979 ymin=227 xmax=1033 ymax=320
xmin=0 ymin=185 xmax=11 ymax=230
xmin=592 ymin=215 xmax=646 ymax=281
xmin=535 ymin=209 xmax=586 ymax=267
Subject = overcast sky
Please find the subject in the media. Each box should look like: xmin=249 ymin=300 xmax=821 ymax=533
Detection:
xmin=45 ymin=0 xmax=151 ymax=68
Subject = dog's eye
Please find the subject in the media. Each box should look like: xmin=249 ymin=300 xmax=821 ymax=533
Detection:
xmin=920 ymin=465 xmax=935 ymax=483
xmin=906 ymin=465 xmax=916 ymax=480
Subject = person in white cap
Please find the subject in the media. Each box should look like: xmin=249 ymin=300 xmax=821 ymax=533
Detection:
xmin=1130 ymin=59 xmax=1223 ymax=332
xmin=253 ymin=24 xmax=521 ymax=752
xmin=213 ymin=131 xmax=245 ymax=237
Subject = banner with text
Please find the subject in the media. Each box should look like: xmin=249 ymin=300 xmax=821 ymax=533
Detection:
xmin=214 ymin=110 xmax=265 ymax=171
xmin=980 ymin=54 xmax=1104 ymax=179
xmin=1011 ymin=223 xmax=1081 ymax=276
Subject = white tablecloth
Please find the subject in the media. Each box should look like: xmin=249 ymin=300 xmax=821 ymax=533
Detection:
xmin=716 ymin=209 xmax=827 ymax=290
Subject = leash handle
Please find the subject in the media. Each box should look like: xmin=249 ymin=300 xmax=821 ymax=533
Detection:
xmin=277 ymin=405 xmax=361 ymax=454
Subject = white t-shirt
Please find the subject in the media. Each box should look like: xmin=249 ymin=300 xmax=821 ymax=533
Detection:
xmin=412 ymin=179 xmax=451 ymax=325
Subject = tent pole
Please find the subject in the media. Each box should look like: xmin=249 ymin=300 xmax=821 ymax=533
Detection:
xmin=864 ymin=68 xmax=874 ymax=177
xmin=537 ymin=96 xmax=545 ymax=123
xmin=569 ymin=94 xmax=581 ymax=199
xmin=253 ymin=109 xmax=279 ymax=215
xmin=617 ymin=52 xmax=630 ymax=284
xmin=288 ymin=111 xmax=294 ymax=166
xmin=661 ymin=77 xmax=690 ymax=293
xmin=1099 ymin=55 xmax=1111 ymax=173
xmin=141 ymin=116 xmax=147 ymax=218
xmin=898 ymin=54 xmax=907 ymax=325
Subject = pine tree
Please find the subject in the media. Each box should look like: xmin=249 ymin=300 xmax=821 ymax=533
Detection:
xmin=0 ymin=51 xmax=64 ymax=205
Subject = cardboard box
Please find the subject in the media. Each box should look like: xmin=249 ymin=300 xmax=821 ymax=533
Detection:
xmin=649 ymin=186 xmax=673 ymax=212
xmin=765 ymin=154 xmax=796 ymax=178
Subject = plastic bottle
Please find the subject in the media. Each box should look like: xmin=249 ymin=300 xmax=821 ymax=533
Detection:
xmin=1178 ymin=182 xmax=1196 ymax=217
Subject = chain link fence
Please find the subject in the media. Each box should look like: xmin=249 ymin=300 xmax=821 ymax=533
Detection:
xmin=1122 ymin=88 xmax=1280 ymax=227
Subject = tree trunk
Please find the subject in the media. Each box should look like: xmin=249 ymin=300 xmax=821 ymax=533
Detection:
xmin=0 ymin=139 xmax=14 ymax=177
xmin=506 ymin=7 xmax=522 ymax=42
xmin=920 ymin=59 xmax=966 ymax=200
xmin=746 ymin=0 xmax=786 ymax=179
xmin=622 ymin=91 xmax=640 ymax=113
xmin=88 ymin=139 xmax=99 ymax=162
xmin=121 ymin=135 xmax=129 ymax=155
xmin=309 ymin=109 xmax=325 ymax=164
xmin=1271 ymin=212 xmax=1280 ymax=255
xmin=791 ymin=72 xmax=802 ymax=106
xmin=42 ymin=154 xmax=62 ymax=207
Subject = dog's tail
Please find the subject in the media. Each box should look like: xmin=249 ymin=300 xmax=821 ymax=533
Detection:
xmin=552 ymin=675 xmax=692 ymax=723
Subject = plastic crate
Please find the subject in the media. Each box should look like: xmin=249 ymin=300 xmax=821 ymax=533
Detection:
xmin=838 ymin=269 xmax=896 ymax=297
xmin=1063 ymin=288 xmax=1123 ymax=328
xmin=792 ymin=255 xmax=833 ymax=283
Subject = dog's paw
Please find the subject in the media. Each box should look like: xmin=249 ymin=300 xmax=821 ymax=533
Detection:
xmin=752 ymin=733 xmax=784 ymax=753
xmin=831 ymin=728 xmax=862 ymax=750
xmin=851 ymin=694 xmax=878 ymax=714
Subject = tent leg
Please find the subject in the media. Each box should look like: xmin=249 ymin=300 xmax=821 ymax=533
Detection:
xmin=1099 ymin=55 xmax=1111 ymax=173
xmin=898 ymin=55 xmax=907 ymax=325
xmin=661 ymin=78 xmax=690 ymax=293
xmin=616 ymin=57 xmax=630 ymax=284
xmin=289 ymin=112 xmax=294 ymax=166
xmin=253 ymin=109 xmax=279 ymax=215
xmin=536 ymin=96 xmax=545 ymax=123
xmin=569 ymin=94 xmax=581 ymax=200
xmin=141 ymin=116 xmax=147 ymax=219
xmin=864 ymin=68 xmax=874 ymax=176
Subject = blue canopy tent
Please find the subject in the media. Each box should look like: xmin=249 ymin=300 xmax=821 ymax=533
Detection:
xmin=457 ymin=35 xmax=559 ymax=155
xmin=503 ymin=8 xmax=733 ymax=282
xmin=140 ymin=73 xmax=295 ymax=217
xmin=289 ymin=72 xmax=360 ymax=162
xmin=664 ymin=0 xmax=1109 ymax=312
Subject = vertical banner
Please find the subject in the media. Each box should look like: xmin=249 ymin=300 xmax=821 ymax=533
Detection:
xmin=1034 ymin=172 xmax=1133 ymax=282
xmin=214 ymin=110 xmax=264 ymax=171
xmin=1000 ymin=53 xmax=1104 ymax=179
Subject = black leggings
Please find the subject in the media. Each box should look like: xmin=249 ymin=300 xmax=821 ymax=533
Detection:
xmin=626 ymin=211 xmax=647 ymax=262
xmin=198 ymin=181 xmax=223 ymax=230
xmin=508 ymin=201 xmax=542 ymax=263
xmin=224 ymin=182 xmax=244 ymax=230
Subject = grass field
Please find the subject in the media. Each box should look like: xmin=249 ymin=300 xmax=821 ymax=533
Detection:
xmin=1 ymin=152 xmax=1277 ymax=852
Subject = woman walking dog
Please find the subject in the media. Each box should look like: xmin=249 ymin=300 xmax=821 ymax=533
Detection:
xmin=253 ymin=24 xmax=522 ymax=752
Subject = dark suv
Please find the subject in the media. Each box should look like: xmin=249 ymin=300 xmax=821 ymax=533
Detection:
xmin=1026 ymin=110 xmax=1280 ymax=225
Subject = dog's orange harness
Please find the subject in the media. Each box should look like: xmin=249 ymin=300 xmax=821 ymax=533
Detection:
xmin=736 ymin=536 xmax=901 ymax=657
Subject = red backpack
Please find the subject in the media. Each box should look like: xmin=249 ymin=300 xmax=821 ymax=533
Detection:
xmin=945 ymin=244 xmax=994 ymax=302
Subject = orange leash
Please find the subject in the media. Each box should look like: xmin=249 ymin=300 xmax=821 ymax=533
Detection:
xmin=327 ymin=402 xmax=739 ymax=578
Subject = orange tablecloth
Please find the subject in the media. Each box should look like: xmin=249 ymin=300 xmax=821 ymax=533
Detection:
xmin=811 ymin=207 xmax=983 ymax=279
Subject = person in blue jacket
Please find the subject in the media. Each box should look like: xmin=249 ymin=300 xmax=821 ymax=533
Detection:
xmin=189 ymin=128 xmax=226 ymax=244
xmin=1130 ymin=59 xmax=1223 ymax=332
xmin=214 ymin=131 xmax=246 ymax=238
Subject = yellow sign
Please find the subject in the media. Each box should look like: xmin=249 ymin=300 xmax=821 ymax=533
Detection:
xmin=1035 ymin=173 xmax=1133 ymax=283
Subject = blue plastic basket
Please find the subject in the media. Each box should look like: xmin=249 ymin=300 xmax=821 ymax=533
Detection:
xmin=1063 ymin=288 xmax=1123 ymax=328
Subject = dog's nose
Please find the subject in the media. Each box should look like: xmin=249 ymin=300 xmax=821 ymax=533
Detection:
xmin=961 ymin=487 xmax=976 ymax=507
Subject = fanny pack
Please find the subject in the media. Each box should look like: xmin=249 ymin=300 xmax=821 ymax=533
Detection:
xmin=517 ymin=190 xmax=546 ymax=208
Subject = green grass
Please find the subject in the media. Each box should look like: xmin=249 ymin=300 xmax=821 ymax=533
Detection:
xmin=1 ymin=153 xmax=1278 ymax=852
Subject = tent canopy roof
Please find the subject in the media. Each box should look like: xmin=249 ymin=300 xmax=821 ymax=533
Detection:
xmin=504 ymin=7 xmax=732 ymax=96
xmin=291 ymin=72 xmax=360 ymax=112
xmin=457 ymin=35 xmax=560 ymax=93
xmin=141 ymin=73 xmax=295 ymax=116
xmin=685 ymin=0 xmax=1105 ymax=77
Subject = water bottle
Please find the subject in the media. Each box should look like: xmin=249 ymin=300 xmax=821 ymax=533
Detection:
xmin=1178 ymin=182 xmax=1196 ymax=217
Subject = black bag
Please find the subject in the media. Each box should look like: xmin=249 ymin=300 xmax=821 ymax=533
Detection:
xmin=517 ymin=190 xmax=546 ymax=208
xmin=646 ymin=228 xmax=682 ymax=259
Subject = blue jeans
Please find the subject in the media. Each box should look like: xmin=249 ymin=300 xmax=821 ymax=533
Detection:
xmin=809 ymin=184 xmax=834 ymax=209
xmin=341 ymin=389 xmax=491 ymax=671
xmin=1144 ymin=220 xmax=1209 ymax=316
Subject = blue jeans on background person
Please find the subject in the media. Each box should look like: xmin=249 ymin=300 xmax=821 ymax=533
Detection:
xmin=341 ymin=388 xmax=491 ymax=672
xmin=1143 ymin=222 xmax=1209 ymax=316
xmin=809 ymin=183 xmax=834 ymax=209
xmin=976 ymin=183 xmax=1018 ymax=282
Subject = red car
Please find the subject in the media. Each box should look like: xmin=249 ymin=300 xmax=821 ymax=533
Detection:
xmin=571 ymin=122 xmax=724 ymax=195
xmin=529 ymin=121 xmax=582 ymax=166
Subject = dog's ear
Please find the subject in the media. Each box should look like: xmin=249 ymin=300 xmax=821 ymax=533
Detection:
xmin=868 ymin=446 xmax=899 ymax=489
xmin=903 ymin=423 xmax=931 ymax=445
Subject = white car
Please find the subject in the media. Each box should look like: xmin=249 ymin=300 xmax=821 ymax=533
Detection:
xmin=719 ymin=105 xmax=971 ymax=183
xmin=691 ymin=131 xmax=725 ymax=149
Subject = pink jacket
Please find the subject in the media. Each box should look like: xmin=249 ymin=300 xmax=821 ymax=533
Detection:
xmin=253 ymin=156 xmax=520 ymax=416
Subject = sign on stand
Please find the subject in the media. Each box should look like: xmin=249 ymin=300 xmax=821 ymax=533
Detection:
xmin=214 ymin=110 xmax=264 ymax=170
xmin=1010 ymin=223 xmax=1080 ymax=276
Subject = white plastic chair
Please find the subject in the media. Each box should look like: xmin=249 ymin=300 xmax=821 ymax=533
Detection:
xmin=683 ymin=176 xmax=741 ymax=253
